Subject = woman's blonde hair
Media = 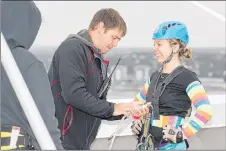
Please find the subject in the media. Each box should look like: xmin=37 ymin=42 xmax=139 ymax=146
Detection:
xmin=169 ymin=39 xmax=192 ymax=59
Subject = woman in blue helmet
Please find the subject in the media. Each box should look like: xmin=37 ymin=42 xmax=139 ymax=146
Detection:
xmin=131 ymin=21 xmax=213 ymax=150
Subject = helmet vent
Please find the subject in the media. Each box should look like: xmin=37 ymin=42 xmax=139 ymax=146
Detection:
xmin=166 ymin=22 xmax=182 ymax=29
xmin=163 ymin=25 xmax=168 ymax=30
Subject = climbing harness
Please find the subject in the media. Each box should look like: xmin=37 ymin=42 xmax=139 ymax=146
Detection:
xmin=136 ymin=66 xmax=185 ymax=150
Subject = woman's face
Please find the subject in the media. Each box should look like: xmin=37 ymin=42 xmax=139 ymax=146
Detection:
xmin=152 ymin=39 xmax=178 ymax=63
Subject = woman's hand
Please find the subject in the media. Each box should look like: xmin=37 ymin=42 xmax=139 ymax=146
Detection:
xmin=162 ymin=125 xmax=185 ymax=143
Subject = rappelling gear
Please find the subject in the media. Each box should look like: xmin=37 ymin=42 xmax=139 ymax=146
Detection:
xmin=108 ymin=66 xmax=186 ymax=150
xmin=108 ymin=102 xmax=152 ymax=150
xmin=136 ymin=105 xmax=154 ymax=150
xmin=136 ymin=66 xmax=190 ymax=150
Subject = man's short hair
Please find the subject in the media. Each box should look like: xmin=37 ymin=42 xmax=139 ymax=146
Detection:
xmin=89 ymin=8 xmax=127 ymax=37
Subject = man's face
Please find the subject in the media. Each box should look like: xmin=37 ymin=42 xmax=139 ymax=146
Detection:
xmin=96 ymin=22 xmax=122 ymax=54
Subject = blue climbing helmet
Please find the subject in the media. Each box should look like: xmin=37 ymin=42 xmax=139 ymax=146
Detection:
xmin=152 ymin=21 xmax=189 ymax=44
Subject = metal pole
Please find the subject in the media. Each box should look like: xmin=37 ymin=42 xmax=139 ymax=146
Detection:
xmin=1 ymin=33 xmax=56 ymax=150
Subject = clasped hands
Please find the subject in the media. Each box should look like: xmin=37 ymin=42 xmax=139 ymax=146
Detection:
xmin=113 ymin=101 xmax=150 ymax=117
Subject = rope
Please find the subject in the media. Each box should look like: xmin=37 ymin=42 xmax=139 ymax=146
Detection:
xmin=108 ymin=102 xmax=152 ymax=150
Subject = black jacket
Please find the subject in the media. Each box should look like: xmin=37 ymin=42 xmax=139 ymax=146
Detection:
xmin=1 ymin=1 xmax=63 ymax=149
xmin=48 ymin=29 xmax=120 ymax=149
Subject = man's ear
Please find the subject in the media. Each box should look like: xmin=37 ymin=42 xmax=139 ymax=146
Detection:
xmin=96 ymin=22 xmax=105 ymax=33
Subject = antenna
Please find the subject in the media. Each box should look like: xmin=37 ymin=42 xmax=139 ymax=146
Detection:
xmin=108 ymin=57 xmax=121 ymax=79
xmin=107 ymin=52 xmax=135 ymax=79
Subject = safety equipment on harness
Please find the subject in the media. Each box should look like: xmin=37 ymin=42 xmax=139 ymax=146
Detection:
xmin=108 ymin=102 xmax=152 ymax=150
xmin=98 ymin=57 xmax=121 ymax=99
xmin=1 ymin=126 xmax=34 ymax=150
xmin=135 ymin=66 xmax=188 ymax=150
xmin=147 ymin=66 xmax=185 ymax=120
xmin=136 ymin=110 xmax=154 ymax=150
xmin=162 ymin=125 xmax=184 ymax=143
xmin=152 ymin=21 xmax=189 ymax=44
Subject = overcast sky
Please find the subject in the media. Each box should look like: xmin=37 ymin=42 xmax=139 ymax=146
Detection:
xmin=33 ymin=1 xmax=225 ymax=49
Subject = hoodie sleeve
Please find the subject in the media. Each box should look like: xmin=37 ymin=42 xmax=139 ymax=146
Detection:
xmin=58 ymin=40 xmax=115 ymax=119
xmin=23 ymin=61 xmax=64 ymax=150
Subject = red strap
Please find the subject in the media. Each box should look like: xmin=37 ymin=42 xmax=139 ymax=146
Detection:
xmin=51 ymin=80 xmax=60 ymax=88
xmin=103 ymin=59 xmax=109 ymax=65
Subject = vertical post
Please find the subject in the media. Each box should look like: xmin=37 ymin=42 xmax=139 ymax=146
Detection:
xmin=1 ymin=33 xmax=56 ymax=150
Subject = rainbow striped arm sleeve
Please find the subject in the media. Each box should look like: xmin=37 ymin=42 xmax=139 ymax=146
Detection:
xmin=182 ymin=81 xmax=213 ymax=139
xmin=134 ymin=78 xmax=151 ymax=104
xmin=132 ymin=79 xmax=150 ymax=120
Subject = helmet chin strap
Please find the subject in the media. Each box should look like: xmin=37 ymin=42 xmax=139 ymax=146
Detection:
xmin=159 ymin=47 xmax=183 ymax=72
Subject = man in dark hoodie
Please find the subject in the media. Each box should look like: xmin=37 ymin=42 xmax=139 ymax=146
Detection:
xmin=48 ymin=8 xmax=141 ymax=149
xmin=1 ymin=1 xmax=64 ymax=150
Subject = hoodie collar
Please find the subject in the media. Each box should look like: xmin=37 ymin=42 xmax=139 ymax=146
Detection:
xmin=67 ymin=29 xmax=109 ymax=65
xmin=77 ymin=29 xmax=102 ymax=57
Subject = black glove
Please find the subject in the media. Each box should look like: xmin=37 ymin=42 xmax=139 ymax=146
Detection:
xmin=131 ymin=119 xmax=145 ymax=135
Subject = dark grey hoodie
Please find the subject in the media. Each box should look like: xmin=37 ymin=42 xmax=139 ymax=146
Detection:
xmin=1 ymin=1 xmax=63 ymax=149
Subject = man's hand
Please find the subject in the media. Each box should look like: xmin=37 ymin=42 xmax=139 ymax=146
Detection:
xmin=112 ymin=103 xmax=133 ymax=116
xmin=113 ymin=101 xmax=142 ymax=116
xmin=162 ymin=125 xmax=184 ymax=143
xmin=131 ymin=119 xmax=145 ymax=135
xmin=131 ymin=101 xmax=150 ymax=118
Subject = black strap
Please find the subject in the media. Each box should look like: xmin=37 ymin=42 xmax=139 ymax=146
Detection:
xmin=147 ymin=66 xmax=185 ymax=120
